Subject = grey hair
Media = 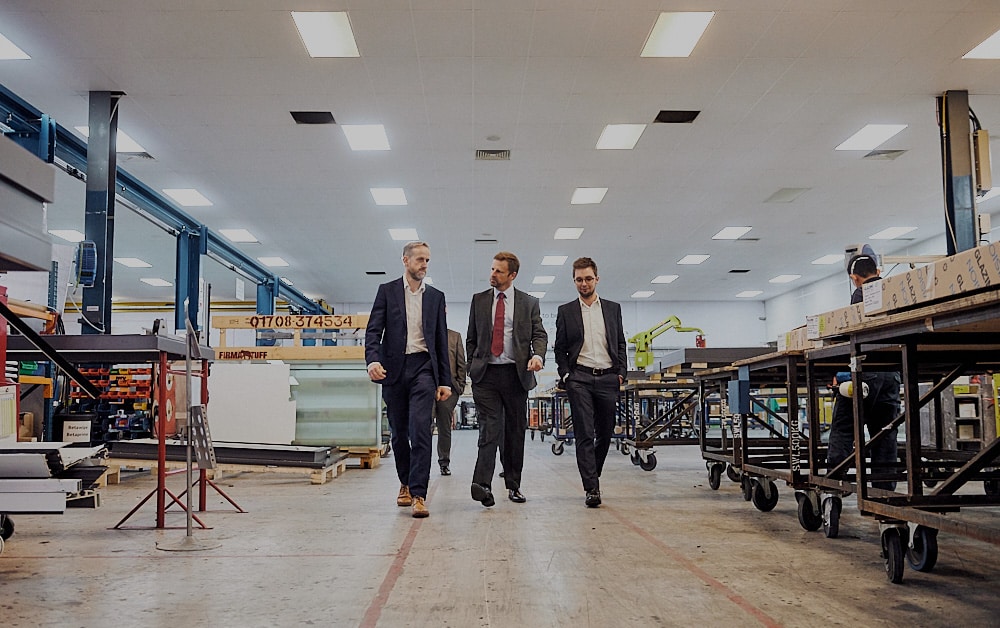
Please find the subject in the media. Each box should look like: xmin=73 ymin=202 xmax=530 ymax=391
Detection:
xmin=402 ymin=241 xmax=430 ymax=258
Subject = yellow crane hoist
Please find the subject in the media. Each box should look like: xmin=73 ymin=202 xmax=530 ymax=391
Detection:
xmin=627 ymin=316 xmax=705 ymax=369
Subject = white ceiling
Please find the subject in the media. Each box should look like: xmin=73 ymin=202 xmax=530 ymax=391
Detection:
xmin=3 ymin=0 xmax=1000 ymax=307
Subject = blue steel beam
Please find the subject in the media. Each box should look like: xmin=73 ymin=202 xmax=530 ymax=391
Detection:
xmin=0 ymin=83 xmax=323 ymax=315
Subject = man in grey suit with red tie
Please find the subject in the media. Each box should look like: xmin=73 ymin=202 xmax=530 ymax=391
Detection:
xmin=467 ymin=251 xmax=548 ymax=507
xmin=554 ymin=257 xmax=627 ymax=508
xmin=365 ymin=241 xmax=452 ymax=518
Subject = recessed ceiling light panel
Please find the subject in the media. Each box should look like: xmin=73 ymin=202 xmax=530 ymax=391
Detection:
xmin=641 ymin=12 xmax=715 ymax=58
xmin=964 ymin=29 xmax=1000 ymax=59
xmin=532 ymin=275 xmax=555 ymax=285
xmin=291 ymin=11 xmax=360 ymax=58
xmin=114 ymin=257 xmax=152 ymax=268
xmin=75 ymin=126 xmax=148 ymax=153
xmin=735 ymin=290 xmax=763 ymax=298
xmin=570 ymin=188 xmax=608 ymax=205
xmin=140 ymin=278 xmax=173 ymax=287
xmin=554 ymin=228 xmax=584 ymax=240
xmin=812 ymin=254 xmax=843 ymax=265
xmin=220 ymin=229 xmax=259 ymax=243
xmin=631 ymin=290 xmax=655 ymax=298
xmin=0 ymin=32 xmax=30 ymax=59
xmin=596 ymin=124 xmax=646 ymax=150
xmin=49 ymin=229 xmax=86 ymax=243
xmin=769 ymin=274 xmax=801 ymax=284
xmin=389 ymin=228 xmax=419 ymax=241
xmin=869 ymin=226 xmax=917 ymax=240
xmin=677 ymin=254 xmax=710 ymax=265
xmin=257 ymin=256 xmax=290 ymax=267
xmin=342 ymin=124 xmax=390 ymax=151
xmin=163 ymin=188 xmax=213 ymax=207
xmin=835 ymin=124 xmax=907 ymax=151
xmin=541 ymin=255 xmax=568 ymax=266
xmin=527 ymin=291 xmax=546 ymax=299
xmin=650 ymin=275 xmax=678 ymax=284
xmin=712 ymin=226 xmax=752 ymax=240
xmin=370 ymin=187 xmax=408 ymax=206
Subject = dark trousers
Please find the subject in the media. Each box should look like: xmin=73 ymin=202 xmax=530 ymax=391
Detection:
xmin=827 ymin=371 xmax=900 ymax=490
xmin=434 ymin=392 xmax=459 ymax=467
xmin=382 ymin=352 xmax=435 ymax=499
xmin=566 ymin=368 xmax=619 ymax=492
xmin=472 ymin=364 xmax=527 ymax=491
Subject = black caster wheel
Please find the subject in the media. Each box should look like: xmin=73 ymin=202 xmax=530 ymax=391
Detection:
xmin=882 ymin=527 xmax=906 ymax=584
xmin=0 ymin=515 xmax=12 ymax=541
xmin=907 ymin=526 xmax=938 ymax=572
xmin=551 ymin=442 xmax=564 ymax=456
xmin=726 ymin=464 xmax=740 ymax=483
xmin=985 ymin=479 xmax=1000 ymax=496
xmin=621 ymin=444 xmax=630 ymax=456
xmin=796 ymin=493 xmax=822 ymax=531
xmin=708 ymin=464 xmax=722 ymax=490
xmin=741 ymin=477 xmax=754 ymax=502
xmin=823 ymin=495 xmax=842 ymax=539
xmin=631 ymin=451 xmax=641 ymax=466
xmin=751 ymin=480 xmax=779 ymax=512
xmin=639 ymin=454 xmax=657 ymax=471
xmin=530 ymin=431 xmax=535 ymax=440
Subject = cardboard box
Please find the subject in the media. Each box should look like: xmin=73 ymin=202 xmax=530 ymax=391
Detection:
xmin=778 ymin=325 xmax=815 ymax=351
xmin=811 ymin=303 xmax=866 ymax=339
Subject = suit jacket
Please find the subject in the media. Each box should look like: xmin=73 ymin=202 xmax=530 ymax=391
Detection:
xmin=553 ymin=297 xmax=628 ymax=381
xmin=446 ymin=329 xmax=467 ymax=395
xmin=466 ymin=287 xmax=548 ymax=392
xmin=364 ymin=277 xmax=451 ymax=389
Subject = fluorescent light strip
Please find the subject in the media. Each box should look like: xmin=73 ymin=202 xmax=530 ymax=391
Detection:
xmin=570 ymin=187 xmax=608 ymax=205
xmin=964 ymin=29 xmax=1000 ymax=59
xmin=389 ymin=228 xmax=419 ymax=241
xmin=869 ymin=226 xmax=917 ymax=240
xmin=641 ymin=12 xmax=715 ymax=58
xmin=812 ymin=254 xmax=842 ymax=265
xmin=835 ymin=124 xmax=907 ymax=151
xmin=291 ymin=12 xmax=360 ymax=58
xmin=220 ymin=229 xmax=259 ymax=243
xmin=532 ymin=276 xmax=555 ymax=285
xmin=49 ymin=229 xmax=86 ymax=243
xmin=712 ymin=226 xmax=752 ymax=240
xmin=735 ymin=290 xmax=762 ymax=298
xmin=280 ymin=277 xmax=294 ymax=286
xmin=631 ymin=291 xmax=654 ymax=298
xmin=596 ymin=124 xmax=645 ymax=150
xmin=114 ymin=257 xmax=152 ymax=268
xmin=140 ymin=278 xmax=173 ymax=287
xmin=527 ymin=291 xmax=547 ymax=299
xmin=0 ymin=32 xmax=30 ymax=59
xmin=163 ymin=188 xmax=212 ymax=207
xmin=541 ymin=255 xmax=568 ymax=266
xmin=677 ymin=254 xmax=709 ymax=265
xmin=651 ymin=275 xmax=678 ymax=284
xmin=554 ymin=228 xmax=584 ymax=240
xmin=769 ymin=274 xmax=801 ymax=284
xmin=978 ymin=188 xmax=1000 ymax=204
xmin=370 ymin=187 xmax=407 ymax=206
xmin=342 ymin=124 xmax=390 ymax=151
xmin=74 ymin=126 xmax=147 ymax=153
xmin=257 ymin=256 xmax=289 ymax=267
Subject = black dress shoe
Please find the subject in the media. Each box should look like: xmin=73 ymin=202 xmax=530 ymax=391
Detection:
xmin=585 ymin=489 xmax=602 ymax=508
xmin=440 ymin=465 xmax=451 ymax=476
xmin=471 ymin=483 xmax=495 ymax=507
xmin=508 ymin=489 xmax=526 ymax=503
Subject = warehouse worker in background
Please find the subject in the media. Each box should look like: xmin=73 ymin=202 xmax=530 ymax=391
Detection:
xmin=434 ymin=325 xmax=466 ymax=476
xmin=467 ymin=251 xmax=548 ymax=507
xmin=365 ymin=241 xmax=452 ymax=518
xmin=553 ymin=257 xmax=627 ymax=508
xmin=826 ymin=254 xmax=900 ymax=491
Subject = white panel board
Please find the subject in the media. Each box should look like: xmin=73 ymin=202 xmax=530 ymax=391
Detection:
xmin=207 ymin=362 xmax=296 ymax=445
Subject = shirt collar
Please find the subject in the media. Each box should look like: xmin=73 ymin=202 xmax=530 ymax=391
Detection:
xmin=579 ymin=294 xmax=601 ymax=308
xmin=405 ymin=279 xmax=426 ymax=295
xmin=493 ymin=286 xmax=512 ymax=300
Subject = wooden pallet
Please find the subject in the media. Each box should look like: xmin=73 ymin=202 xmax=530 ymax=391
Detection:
xmin=111 ymin=456 xmax=348 ymax=485
xmin=340 ymin=447 xmax=382 ymax=469
xmin=96 ymin=465 xmax=121 ymax=487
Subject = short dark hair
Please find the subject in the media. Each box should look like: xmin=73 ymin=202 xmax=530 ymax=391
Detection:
xmin=572 ymin=257 xmax=597 ymax=276
xmin=402 ymin=241 xmax=429 ymax=258
xmin=494 ymin=251 xmax=520 ymax=275
xmin=848 ymin=254 xmax=877 ymax=278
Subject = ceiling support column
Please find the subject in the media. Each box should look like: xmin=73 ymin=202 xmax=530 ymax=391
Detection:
xmin=175 ymin=225 xmax=207 ymax=332
xmin=938 ymin=90 xmax=978 ymax=255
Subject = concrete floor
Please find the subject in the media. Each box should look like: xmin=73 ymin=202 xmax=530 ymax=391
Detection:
xmin=2 ymin=430 xmax=999 ymax=628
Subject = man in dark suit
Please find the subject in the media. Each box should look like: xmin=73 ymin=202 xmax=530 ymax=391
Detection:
xmin=554 ymin=257 xmax=627 ymax=507
xmin=467 ymin=251 xmax=548 ymax=507
xmin=365 ymin=241 xmax=452 ymax=518
xmin=434 ymin=328 xmax=466 ymax=475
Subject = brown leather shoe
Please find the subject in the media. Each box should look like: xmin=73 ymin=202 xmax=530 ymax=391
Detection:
xmin=397 ymin=485 xmax=412 ymax=507
xmin=411 ymin=496 xmax=429 ymax=518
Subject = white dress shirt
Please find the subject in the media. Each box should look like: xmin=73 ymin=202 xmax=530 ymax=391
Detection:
xmin=577 ymin=295 xmax=612 ymax=370
xmin=404 ymin=280 xmax=428 ymax=354
xmin=487 ymin=286 xmax=515 ymax=364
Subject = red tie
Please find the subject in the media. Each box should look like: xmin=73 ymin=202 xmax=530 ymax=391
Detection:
xmin=491 ymin=292 xmax=505 ymax=356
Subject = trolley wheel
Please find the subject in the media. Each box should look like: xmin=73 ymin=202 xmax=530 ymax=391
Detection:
xmin=796 ymin=493 xmax=822 ymax=532
xmin=0 ymin=515 xmax=12 ymax=541
xmin=751 ymin=480 xmax=779 ymax=512
xmin=639 ymin=454 xmax=657 ymax=471
xmin=544 ymin=427 xmax=553 ymax=436
xmin=621 ymin=443 xmax=630 ymax=456
xmin=0 ymin=535 xmax=4 ymax=555
xmin=907 ymin=526 xmax=938 ymax=572
xmin=530 ymin=430 xmax=535 ymax=440
xmin=882 ymin=527 xmax=906 ymax=584
xmin=741 ymin=477 xmax=754 ymax=501
xmin=551 ymin=442 xmax=564 ymax=456
xmin=822 ymin=495 xmax=842 ymax=539
xmin=726 ymin=464 xmax=740 ymax=483
xmin=708 ymin=464 xmax=722 ymax=490
xmin=985 ymin=479 xmax=1000 ymax=496
xmin=631 ymin=451 xmax=641 ymax=466
xmin=540 ymin=432 xmax=545 ymax=442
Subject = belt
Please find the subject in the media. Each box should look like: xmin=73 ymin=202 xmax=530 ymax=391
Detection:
xmin=576 ymin=364 xmax=612 ymax=376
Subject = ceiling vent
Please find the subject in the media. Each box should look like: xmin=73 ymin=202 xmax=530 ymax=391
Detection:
xmin=476 ymin=149 xmax=510 ymax=161
xmin=474 ymin=238 xmax=498 ymax=243
xmin=290 ymin=111 xmax=336 ymax=124
xmin=728 ymin=269 xmax=750 ymax=274
xmin=365 ymin=271 xmax=386 ymax=275
xmin=654 ymin=110 xmax=700 ymax=124
xmin=863 ymin=149 xmax=907 ymax=161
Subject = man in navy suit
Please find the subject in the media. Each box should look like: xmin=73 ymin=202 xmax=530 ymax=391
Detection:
xmin=365 ymin=241 xmax=452 ymax=518
xmin=554 ymin=257 xmax=627 ymax=507
xmin=467 ymin=251 xmax=548 ymax=507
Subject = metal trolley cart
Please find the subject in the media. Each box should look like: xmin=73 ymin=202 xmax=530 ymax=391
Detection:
xmin=800 ymin=291 xmax=1000 ymax=583
xmin=549 ymin=390 xmax=574 ymax=455
xmin=697 ymin=351 xmax=813 ymax=514
xmin=527 ymin=393 xmax=555 ymax=441
xmin=625 ymin=347 xmax=770 ymax=471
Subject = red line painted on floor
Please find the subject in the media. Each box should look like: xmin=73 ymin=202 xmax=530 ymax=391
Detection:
xmin=606 ymin=505 xmax=783 ymax=628
xmin=359 ymin=481 xmax=438 ymax=628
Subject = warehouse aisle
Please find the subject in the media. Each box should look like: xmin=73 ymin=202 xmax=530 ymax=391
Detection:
xmin=2 ymin=430 xmax=999 ymax=627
